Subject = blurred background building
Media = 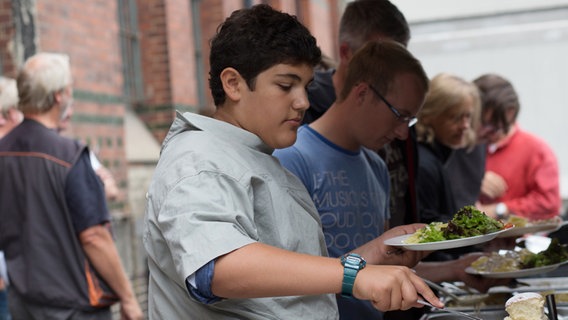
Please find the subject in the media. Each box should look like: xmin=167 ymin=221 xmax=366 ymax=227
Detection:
xmin=1 ymin=0 xmax=566 ymax=316
xmin=396 ymin=0 xmax=568 ymax=203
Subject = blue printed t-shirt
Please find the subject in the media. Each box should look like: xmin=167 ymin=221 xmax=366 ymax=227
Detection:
xmin=274 ymin=125 xmax=390 ymax=258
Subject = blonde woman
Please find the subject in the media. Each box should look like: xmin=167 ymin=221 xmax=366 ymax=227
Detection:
xmin=416 ymin=73 xmax=481 ymax=226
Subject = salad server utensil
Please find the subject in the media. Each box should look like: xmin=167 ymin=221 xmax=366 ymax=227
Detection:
xmin=422 ymin=278 xmax=489 ymax=305
xmin=417 ymin=299 xmax=483 ymax=320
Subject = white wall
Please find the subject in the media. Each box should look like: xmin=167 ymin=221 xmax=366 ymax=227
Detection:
xmin=392 ymin=0 xmax=568 ymax=22
xmin=389 ymin=2 xmax=568 ymax=199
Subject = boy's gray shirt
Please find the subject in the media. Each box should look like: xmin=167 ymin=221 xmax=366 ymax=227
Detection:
xmin=144 ymin=112 xmax=338 ymax=319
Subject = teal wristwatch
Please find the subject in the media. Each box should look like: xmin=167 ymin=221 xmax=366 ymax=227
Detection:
xmin=340 ymin=253 xmax=366 ymax=298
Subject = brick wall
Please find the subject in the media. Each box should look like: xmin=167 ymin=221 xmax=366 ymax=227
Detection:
xmin=135 ymin=0 xmax=175 ymax=143
xmin=0 ymin=0 xmax=16 ymax=75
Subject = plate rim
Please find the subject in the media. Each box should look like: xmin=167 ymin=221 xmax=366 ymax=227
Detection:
xmin=464 ymin=260 xmax=567 ymax=278
xmin=383 ymin=227 xmax=512 ymax=251
xmin=496 ymin=217 xmax=563 ymax=238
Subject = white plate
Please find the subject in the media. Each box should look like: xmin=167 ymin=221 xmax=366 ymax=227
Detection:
xmin=465 ymin=261 xmax=568 ymax=278
xmin=497 ymin=217 xmax=563 ymax=238
xmin=383 ymin=228 xmax=512 ymax=251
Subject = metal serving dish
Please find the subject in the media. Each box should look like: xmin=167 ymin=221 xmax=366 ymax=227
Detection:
xmin=423 ymin=275 xmax=568 ymax=319
xmin=421 ymin=303 xmax=568 ymax=319
xmin=421 ymin=310 xmax=505 ymax=320
xmin=422 ymin=307 xmax=568 ymax=319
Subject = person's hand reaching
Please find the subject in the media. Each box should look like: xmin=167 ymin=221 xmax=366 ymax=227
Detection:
xmin=354 ymin=265 xmax=444 ymax=311
xmin=480 ymin=171 xmax=508 ymax=200
xmin=355 ymin=224 xmax=432 ymax=267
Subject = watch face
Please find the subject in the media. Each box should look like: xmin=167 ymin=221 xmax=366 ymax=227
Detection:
xmin=345 ymin=255 xmax=359 ymax=264
xmin=341 ymin=253 xmax=366 ymax=268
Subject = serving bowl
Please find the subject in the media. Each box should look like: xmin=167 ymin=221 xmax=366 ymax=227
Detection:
xmin=421 ymin=306 xmax=568 ymax=319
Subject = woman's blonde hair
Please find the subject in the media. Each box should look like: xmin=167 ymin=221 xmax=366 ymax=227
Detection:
xmin=416 ymin=73 xmax=481 ymax=149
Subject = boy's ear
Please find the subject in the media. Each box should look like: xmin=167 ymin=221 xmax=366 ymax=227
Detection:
xmin=220 ymin=67 xmax=243 ymax=102
xmin=338 ymin=42 xmax=353 ymax=64
xmin=353 ymin=82 xmax=368 ymax=104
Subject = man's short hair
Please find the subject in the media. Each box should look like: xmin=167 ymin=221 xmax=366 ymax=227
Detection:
xmin=339 ymin=0 xmax=410 ymax=51
xmin=208 ymin=4 xmax=321 ymax=106
xmin=473 ymin=73 xmax=520 ymax=134
xmin=17 ymin=52 xmax=72 ymax=114
xmin=0 ymin=76 xmax=19 ymax=114
xmin=340 ymin=40 xmax=428 ymax=102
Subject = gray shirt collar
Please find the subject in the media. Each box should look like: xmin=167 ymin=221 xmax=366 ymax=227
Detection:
xmin=165 ymin=111 xmax=274 ymax=155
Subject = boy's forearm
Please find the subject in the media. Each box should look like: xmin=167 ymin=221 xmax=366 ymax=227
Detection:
xmin=212 ymin=242 xmax=444 ymax=311
xmin=212 ymin=242 xmax=342 ymax=298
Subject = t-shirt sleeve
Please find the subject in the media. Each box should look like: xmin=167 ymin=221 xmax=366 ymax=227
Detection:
xmin=65 ymin=149 xmax=110 ymax=233
xmin=273 ymin=147 xmax=313 ymax=192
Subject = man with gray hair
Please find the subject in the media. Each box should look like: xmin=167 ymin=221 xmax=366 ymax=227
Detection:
xmin=0 ymin=52 xmax=142 ymax=320
xmin=0 ymin=75 xmax=19 ymax=320
xmin=0 ymin=76 xmax=22 ymax=139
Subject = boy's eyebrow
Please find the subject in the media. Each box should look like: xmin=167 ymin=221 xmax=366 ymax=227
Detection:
xmin=275 ymin=73 xmax=309 ymax=83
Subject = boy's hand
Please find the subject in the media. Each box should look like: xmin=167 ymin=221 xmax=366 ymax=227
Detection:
xmin=354 ymin=265 xmax=443 ymax=311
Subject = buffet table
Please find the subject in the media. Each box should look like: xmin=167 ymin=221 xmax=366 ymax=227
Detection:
xmin=421 ymin=265 xmax=568 ymax=319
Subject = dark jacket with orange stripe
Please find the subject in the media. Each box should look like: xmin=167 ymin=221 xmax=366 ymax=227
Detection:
xmin=0 ymin=119 xmax=118 ymax=310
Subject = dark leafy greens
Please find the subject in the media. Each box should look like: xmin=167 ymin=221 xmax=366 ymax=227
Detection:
xmin=521 ymin=238 xmax=568 ymax=268
xmin=405 ymin=205 xmax=505 ymax=244
xmin=444 ymin=205 xmax=504 ymax=240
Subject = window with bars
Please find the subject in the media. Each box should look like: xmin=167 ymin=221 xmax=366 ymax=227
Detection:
xmin=117 ymin=0 xmax=144 ymax=105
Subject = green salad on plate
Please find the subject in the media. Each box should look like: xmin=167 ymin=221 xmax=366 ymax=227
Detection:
xmin=405 ymin=206 xmax=505 ymax=244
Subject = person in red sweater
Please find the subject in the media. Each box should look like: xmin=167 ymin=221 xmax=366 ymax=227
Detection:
xmin=475 ymin=74 xmax=561 ymax=221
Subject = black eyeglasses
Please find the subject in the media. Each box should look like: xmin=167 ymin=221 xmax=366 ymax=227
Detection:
xmin=369 ymin=84 xmax=417 ymax=127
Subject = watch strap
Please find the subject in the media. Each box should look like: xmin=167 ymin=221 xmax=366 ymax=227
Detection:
xmin=340 ymin=253 xmax=366 ymax=298
xmin=341 ymin=265 xmax=358 ymax=298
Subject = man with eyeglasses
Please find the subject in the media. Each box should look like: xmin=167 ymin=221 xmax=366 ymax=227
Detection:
xmin=306 ymin=0 xmax=421 ymax=234
xmin=368 ymin=84 xmax=418 ymax=127
xmin=274 ymin=40 xmax=502 ymax=320
xmin=275 ymin=41 xmax=425 ymax=261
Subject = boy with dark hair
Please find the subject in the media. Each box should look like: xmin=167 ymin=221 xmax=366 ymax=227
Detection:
xmin=144 ymin=5 xmax=441 ymax=319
